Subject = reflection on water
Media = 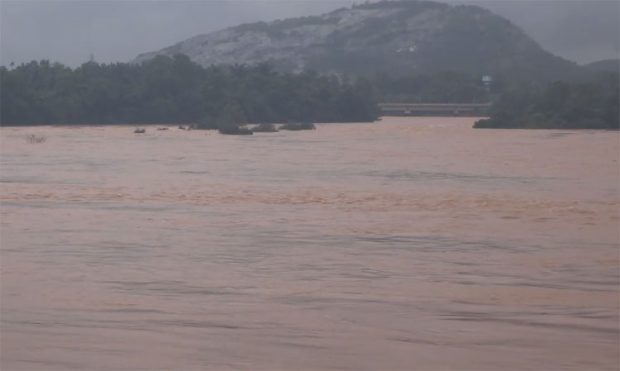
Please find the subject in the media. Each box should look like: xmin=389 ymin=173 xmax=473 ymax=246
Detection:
xmin=1 ymin=117 xmax=619 ymax=370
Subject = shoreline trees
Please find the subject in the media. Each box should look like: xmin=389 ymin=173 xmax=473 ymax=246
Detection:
xmin=0 ymin=55 xmax=379 ymax=126
xmin=474 ymin=75 xmax=619 ymax=130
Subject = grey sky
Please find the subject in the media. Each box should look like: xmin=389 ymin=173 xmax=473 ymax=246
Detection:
xmin=0 ymin=0 xmax=618 ymax=67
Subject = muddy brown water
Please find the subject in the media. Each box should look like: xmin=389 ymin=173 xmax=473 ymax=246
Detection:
xmin=1 ymin=117 xmax=618 ymax=370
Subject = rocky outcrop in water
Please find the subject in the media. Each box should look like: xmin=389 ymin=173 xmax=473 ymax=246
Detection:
xmin=279 ymin=122 xmax=316 ymax=131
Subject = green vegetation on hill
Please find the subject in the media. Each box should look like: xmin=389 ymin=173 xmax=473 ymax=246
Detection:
xmin=474 ymin=76 xmax=619 ymax=130
xmin=0 ymin=55 xmax=379 ymax=126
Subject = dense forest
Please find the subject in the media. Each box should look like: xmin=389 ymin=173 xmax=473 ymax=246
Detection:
xmin=0 ymin=55 xmax=378 ymax=126
xmin=2 ymin=54 xmax=617 ymax=130
xmin=474 ymin=74 xmax=619 ymax=130
xmin=0 ymin=56 xmax=498 ymax=127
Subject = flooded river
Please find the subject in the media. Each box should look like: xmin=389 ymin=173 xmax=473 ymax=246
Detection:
xmin=1 ymin=117 xmax=618 ymax=370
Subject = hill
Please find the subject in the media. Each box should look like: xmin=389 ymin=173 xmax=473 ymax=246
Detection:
xmin=583 ymin=59 xmax=619 ymax=74
xmin=134 ymin=0 xmax=585 ymax=85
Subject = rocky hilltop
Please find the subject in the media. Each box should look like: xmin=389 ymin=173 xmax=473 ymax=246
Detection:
xmin=134 ymin=0 xmax=583 ymax=83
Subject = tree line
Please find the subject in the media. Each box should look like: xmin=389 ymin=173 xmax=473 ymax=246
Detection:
xmin=0 ymin=55 xmax=379 ymax=126
xmin=474 ymin=73 xmax=619 ymax=130
xmin=3 ymin=54 xmax=616 ymax=130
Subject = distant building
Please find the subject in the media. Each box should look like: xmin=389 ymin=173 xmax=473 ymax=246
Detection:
xmin=482 ymin=75 xmax=493 ymax=92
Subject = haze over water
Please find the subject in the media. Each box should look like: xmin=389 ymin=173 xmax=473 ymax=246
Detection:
xmin=1 ymin=117 xmax=618 ymax=370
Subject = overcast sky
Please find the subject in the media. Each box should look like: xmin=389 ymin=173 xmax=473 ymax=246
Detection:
xmin=1 ymin=0 xmax=618 ymax=67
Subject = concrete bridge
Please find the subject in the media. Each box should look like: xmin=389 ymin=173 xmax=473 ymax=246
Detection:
xmin=379 ymin=102 xmax=491 ymax=116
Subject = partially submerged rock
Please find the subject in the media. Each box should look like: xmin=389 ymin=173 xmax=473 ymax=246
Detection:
xmin=279 ymin=122 xmax=316 ymax=131
xmin=251 ymin=123 xmax=278 ymax=133
xmin=218 ymin=126 xmax=253 ymax=135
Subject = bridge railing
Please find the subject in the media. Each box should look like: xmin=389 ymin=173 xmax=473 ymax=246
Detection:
xmin=378 ymin=102 xmax=491 ymax=116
